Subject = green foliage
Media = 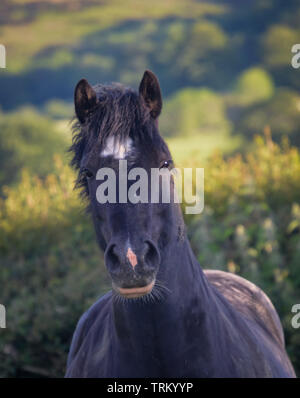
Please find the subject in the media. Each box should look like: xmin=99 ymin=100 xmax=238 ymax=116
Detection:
xmin=160 ymin=88 xmax=232 ymax=138
xmin=1 ymin=1 xmax=299 ymax=147
xmin=166 ymin=133 xmax=242 ymax=167
xmin=237 ymin=89 xmax=300 ymax=143
xmin=43 ymin=100 xmax=74 ymax=120
xmin=0 ymin=158 xmax=109 ymax=377
xmin=262 ymin=24 xmax=299 ymax=68
xmin=0 ymin=0 xmax=224 ymax=74
xmin=168 ymin=20 xmax=229 ymax=82
xmin=0 ymin=108 xmax=69 ymax=188
xmin=232 ymin=67 xmax=274 ymax=106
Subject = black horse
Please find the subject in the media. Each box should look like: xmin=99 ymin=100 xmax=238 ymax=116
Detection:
xmin=66 ymin=70 xmax=295 ymax=378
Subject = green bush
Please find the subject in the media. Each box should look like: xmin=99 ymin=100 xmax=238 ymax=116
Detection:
xmin=232 ymin=67 xmax=274 ymax=106
xmin=236 ymin=89 xmax=300 ymax=144
xmin=0 ymin=158 xmax=109 ymax=377
xmin=0 ymin=108 xmax=69 ymax=189
xmin=160 ymin=88 xmax=231 ymax=138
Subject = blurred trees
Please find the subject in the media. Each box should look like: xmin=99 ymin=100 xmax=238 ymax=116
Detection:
xmin=1 ymin=1 xmax=299 ymax=145
xmin=232 ymin=67 xmax=274 ymax=107
xmin=236 ymin=89 xmax=300 ymax=144
xmin=0 ymin=109 xmax=68 ymax=189
xmin=160 ymin=88 xmax=231 ymax=138
xmin=0 ymin=158 xmax=108 ymax=377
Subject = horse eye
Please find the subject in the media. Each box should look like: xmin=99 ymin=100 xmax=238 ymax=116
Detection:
xmin=82 ymin=168 xmax=94 ymax=179
xmin=160 ymin=160 xmax=171 ymax=170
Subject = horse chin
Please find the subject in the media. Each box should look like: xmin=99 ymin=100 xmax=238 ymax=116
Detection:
xmin=114 ymin=280 xmax=155 ymax=299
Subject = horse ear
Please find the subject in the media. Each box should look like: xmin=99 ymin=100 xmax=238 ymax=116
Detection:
xmin=74 ymin=78 xmax=98 ymax=123
xmin=139 ymin=70 xmax=162 ymax=119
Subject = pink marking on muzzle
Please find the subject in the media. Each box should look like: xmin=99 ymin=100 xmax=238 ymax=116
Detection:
xmin=126 ymin=247 xmax=137 ymax=268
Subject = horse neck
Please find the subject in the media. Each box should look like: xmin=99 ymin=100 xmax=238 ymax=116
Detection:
xmin=111 ymin=232 xmax=220 ymax=375
xmin=159 ymin=234 xmax=211 ymax=304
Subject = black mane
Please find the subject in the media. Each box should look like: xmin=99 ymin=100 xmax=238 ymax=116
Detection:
xmin=69 ymin=83 xmax=156 ymax=197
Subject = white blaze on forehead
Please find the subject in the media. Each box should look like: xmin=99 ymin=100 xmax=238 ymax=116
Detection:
xmin=100 ymin=136 xmax=132 ymax=159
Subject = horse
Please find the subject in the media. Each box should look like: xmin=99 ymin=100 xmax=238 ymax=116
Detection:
xmin=65 ymin=70 xmax=296 ymax=378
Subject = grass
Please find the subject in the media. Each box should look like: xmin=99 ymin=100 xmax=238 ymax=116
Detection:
xmin=167 ymin=130 xmax=243 ymax=167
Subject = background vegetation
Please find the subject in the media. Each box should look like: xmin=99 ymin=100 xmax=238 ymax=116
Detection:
xmin=0 ymin=0 xmax=299 ymax=377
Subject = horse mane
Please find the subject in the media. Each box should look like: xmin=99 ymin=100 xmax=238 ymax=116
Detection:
xmin=69 ymin=83 xmax=154 ymax=198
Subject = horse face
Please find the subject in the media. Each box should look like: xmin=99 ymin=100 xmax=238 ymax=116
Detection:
xmin=73 ymin=71 xmax=178 ymax=299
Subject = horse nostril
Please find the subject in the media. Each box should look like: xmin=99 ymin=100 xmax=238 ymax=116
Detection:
xmin=105 ymin=240 xmax=160 ymax=279
xmin=105 ymin=244 xmax=121 ymax=276
xmin=143 ymin=240 xmax=160 ymax=270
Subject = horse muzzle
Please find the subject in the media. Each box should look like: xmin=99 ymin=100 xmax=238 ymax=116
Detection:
xmin=105 ymin=239 xmax=160 ymax=297
xmin=113 ymin=279 xmax=155 ymax=298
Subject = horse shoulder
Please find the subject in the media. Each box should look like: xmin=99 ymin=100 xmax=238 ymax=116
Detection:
xmin=204 ymin=269 xmax=285 ymax=348
xmin=65 ymin=291 xmax=113 ymax=377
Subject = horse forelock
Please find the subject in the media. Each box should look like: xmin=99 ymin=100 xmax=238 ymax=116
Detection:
xmin=69 ymin=82 xmax=156 ymax=197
